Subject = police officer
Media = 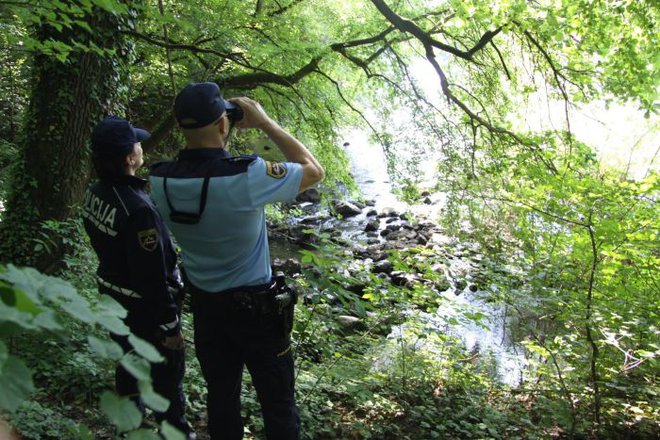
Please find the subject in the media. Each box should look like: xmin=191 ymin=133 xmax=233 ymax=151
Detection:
xmin=149 ymin=82 xmax=324 ymax=440
xmin=82 ymin=116 xmax=195 ymax=439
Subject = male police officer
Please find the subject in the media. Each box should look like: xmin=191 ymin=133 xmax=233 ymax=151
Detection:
xmin=149 ymin=82 xmax=324 ymax=440
xmin=82 ymin=116 xmax=195 ymax=439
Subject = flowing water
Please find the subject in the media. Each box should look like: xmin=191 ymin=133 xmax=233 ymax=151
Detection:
xmin=342 ymin=133 xmax=526 ymax=385
xmin=273 ymin=132 xmax=526 ymax=385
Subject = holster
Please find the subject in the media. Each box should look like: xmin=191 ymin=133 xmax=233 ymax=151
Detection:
xmin=272 ymin=272 xmax=298 ymax=335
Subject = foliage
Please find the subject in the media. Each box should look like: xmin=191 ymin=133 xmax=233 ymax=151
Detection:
xmin=437 ymin=134 xmax=659 ymax=436
xmin=9 ymin=400 xmax=87 ymax=440
xmin=0 ymin=0 xmax=658 ymax=438
xmin=0 ymin=265 xmax=188 ymax=439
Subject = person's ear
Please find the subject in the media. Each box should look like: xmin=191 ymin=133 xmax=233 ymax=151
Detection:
xmin=219 ymin=115 xmax=229 ymax=137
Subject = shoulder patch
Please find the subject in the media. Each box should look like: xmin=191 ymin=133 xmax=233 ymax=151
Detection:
xmin=137 ymin=228 xmax=159 ymax=252
xmin=266 ymin=161 xmax=287 ymax=179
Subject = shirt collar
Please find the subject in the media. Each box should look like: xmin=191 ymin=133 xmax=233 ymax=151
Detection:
xmin=104 ymin=174 xmax=148 ymax=189
xmin=178 ymin=148 xmax=231 ymax=160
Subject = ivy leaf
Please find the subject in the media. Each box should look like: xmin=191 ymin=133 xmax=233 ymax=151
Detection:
xmin=99 ymin=391 xmax=142 ymax=433
xmin=138 ymin=380 xmax=170 ymax=413
xmin=128 ymin=334 xmax=164 ymax=363
xmin=0 ymin=355 xmax=35 ymax=413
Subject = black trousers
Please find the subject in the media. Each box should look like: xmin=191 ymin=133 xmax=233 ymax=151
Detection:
xmin=191 ymin=287 xmax=299 ymax=440
xmin=111 ymin=310 xmax=191 ymax=435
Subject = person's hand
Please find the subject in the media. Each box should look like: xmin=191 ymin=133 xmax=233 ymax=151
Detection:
xmin=161 ymin=331 xmax=185 ymax=350
xmin=229 ymin=97 xmax=274 ymax=130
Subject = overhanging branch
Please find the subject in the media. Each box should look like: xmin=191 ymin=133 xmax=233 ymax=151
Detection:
xmin=370 ymin=0 xmax=502 ymax=61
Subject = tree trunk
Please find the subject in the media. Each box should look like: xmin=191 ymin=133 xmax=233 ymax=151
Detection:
xmin=0 ymin=6 xmax=130 ymax=271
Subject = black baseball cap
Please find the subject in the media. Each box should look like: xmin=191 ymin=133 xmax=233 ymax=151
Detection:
xmin=91 ymin=116 xmax=150 ymax=157
xmin=174 ymin=82 xmax=239 ymax=129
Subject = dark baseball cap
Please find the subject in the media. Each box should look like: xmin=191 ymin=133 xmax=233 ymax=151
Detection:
xmin=174 ymin=82 xmax=238 ymax=129
xmin=91 ymin=116 xmax=150 ymax=157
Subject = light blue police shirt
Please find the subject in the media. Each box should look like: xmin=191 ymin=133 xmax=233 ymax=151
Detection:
xmin=149 ymin=148 xmax=303 ymax=292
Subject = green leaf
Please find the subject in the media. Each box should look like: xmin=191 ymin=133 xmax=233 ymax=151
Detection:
xmin=97 ymin=294 xmax=128 ymax=319
xmin=33 ymin=309 xmax=63 ymax=331
xmin=125 ymin=429 xmax=162 ymax=440
xmin=99 ymin=391 xmax=142 ymax=433
xmin=128 ymin=334 xmax=164 ymax=363
xmin=138 ymin=380 xmax=170 ymax=413
xmin=61 ymin=296 xmax=96 ymax=323
xmin=160 ymin=421 xmax=187 ymax=440
xmin=0 ymin=355 xmax=35 ymax=412
xmin=95 ymin=313 xmax=129 ymax=335
xmin=0 ymin=300 xmax=37 ymax=335
xmin=88 ymin=336 xmax=124 ymax=360
xmin=0 ymin=342 xmax=7 ymax=371
xmin=70 ymin=423 xmax=95 ymax=440
xmin=0 ymin=282 xmax=41 ymax=315
xmin=0 ymin=265 xmax=45 ymax=306
xmin=120 ymin=353 xmax=151 ymax=382
xmin=70 ymin=424 xmax=95 ymax=440
xmin=42 ymin=277 xmax=80 ymax=302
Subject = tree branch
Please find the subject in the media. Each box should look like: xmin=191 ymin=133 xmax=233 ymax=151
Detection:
xmin=370 ymin=0 xmax=502 ymax=62
xmin=490 ymin=40 xmax=511 ymax=81
xmin=220 ymin=55 xmax=322 ymax=89
xmin=122 ymin=29 xmax=239 ymax=61
xmin=314 ymin=69 xmax=386 ymax=146
xmin=585 ymin=217 xmax=602 ymax=437
xmin=520 ymin=27 xmax=575 ymax=157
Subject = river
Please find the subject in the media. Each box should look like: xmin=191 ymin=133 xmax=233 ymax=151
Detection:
xmin=343 ymin=131 xmax=526 ymax=386
xmin=271 ymin=130 xmax=527 ymax=386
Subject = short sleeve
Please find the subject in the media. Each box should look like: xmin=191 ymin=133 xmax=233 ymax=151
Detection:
xmin=246 ymin=158 xmax=303 ymax=207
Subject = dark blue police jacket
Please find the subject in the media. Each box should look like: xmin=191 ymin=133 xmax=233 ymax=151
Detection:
xmin=82 ymin=175 xmax=181 ymax=335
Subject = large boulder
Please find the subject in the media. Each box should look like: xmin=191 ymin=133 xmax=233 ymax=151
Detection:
xmin=296 ymin=188 xmax=321 ymax=203
xmin=336 ymin=315 xmax=366 ymax=334
xmin=333 ymin=201 xmax=362 ymax=218
xmin=365 ymin=219 xmax=379 ymax=232
xmin=378 ymin=207 xmax=400 ymax=218
xmin=372 ymin=259 xmax=394 ymax=274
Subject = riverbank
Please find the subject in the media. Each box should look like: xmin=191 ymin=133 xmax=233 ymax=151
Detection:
xmin=269 ymin=191 xmax=526 ymax=385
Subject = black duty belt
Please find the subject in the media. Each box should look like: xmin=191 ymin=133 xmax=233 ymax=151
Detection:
xmin=189 ymin=276 xmax=296 ymax=315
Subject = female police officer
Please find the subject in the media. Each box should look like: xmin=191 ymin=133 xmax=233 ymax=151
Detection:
xmin=82 ymin=116 xmax=194 ymax=439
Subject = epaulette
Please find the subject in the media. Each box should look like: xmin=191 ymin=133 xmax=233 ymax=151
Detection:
xmin=228 ymin=154 xmax=258 ymax=163
xmin=149 ymin=160 xmax=175 ymax=171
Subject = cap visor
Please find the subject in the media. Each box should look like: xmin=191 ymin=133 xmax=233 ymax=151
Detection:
xmin=134 ymin=127 xmax=151 ymax=142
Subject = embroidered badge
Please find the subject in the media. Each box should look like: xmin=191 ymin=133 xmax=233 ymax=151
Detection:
xmin=266 ymin=161 xmax=287 ymax=179
xmin=137 ymin=229 xmax=158 ymax=252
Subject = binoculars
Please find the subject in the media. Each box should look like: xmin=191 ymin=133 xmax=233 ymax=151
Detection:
xmin=224 ymin=100 xmax=244 ymax=124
